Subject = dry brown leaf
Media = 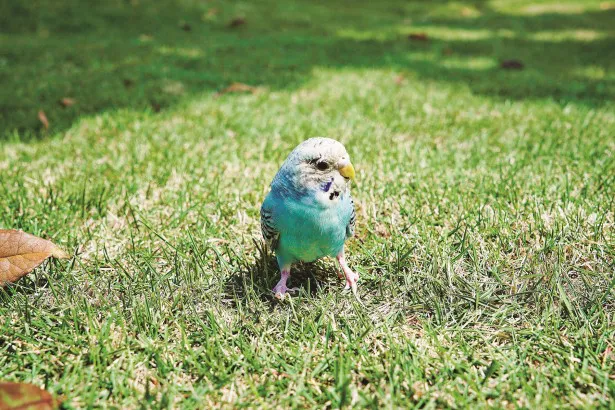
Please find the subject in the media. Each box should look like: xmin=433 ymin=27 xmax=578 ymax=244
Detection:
xmin=217 ymin=82 xmax=258 ymax=96
xmin=408 ymin=33 xmax=429 ymax=41
xmin=0 ymin=382 xmax=61 ymax=409
xmin=59 ymin=98 xmax=75 ymax=107
xmin=375 ymin=224 xmax=391 ymax=238
xmin=0 ymin=230 xmax=70 ymax=287
xmin=150 ymin=101 xmax=162 ymax=112
xmin=500 ymin=59 xmax=524 ymax=70
xmin=228 ymin=17 xmax=246 ymax=28
xmin=394 ymin=74 xmax=405 ymax=85
xmin=37 ymin=111 xmax=49 ymax=129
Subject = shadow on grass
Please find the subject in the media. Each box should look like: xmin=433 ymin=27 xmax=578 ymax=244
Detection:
xmin=223 ymin=241 xmax=340 ymax=306
xmin=1 ymin=0 xmax=613 ymax=139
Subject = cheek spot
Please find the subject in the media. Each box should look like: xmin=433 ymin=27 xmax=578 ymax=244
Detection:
xmin=329 ymin=190 xmax=341 ymax=201
xmin=322 ymin=177 xmax=334 ymax=192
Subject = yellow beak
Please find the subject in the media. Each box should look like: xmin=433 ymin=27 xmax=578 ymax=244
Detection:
xmin=339 ymin=163 xmax=356 ymax=180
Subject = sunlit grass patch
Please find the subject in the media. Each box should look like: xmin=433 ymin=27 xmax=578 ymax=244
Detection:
xmin=529 ymin=29 xmax=611 ymax=41
xmin=1 ymin=0 xmax=614 ymax=408
xmin=518 ymin=2 xmax=593 ymax=15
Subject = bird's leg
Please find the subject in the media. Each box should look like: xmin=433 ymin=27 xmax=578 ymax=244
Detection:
xmin=273 ymin=265 xmax=299 ymax=299
xmin=336 ymin=250 xmax=359 ymax=293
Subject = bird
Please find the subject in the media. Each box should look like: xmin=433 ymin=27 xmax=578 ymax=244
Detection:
xmin=260 ymin=137 xmax=358 ymax=299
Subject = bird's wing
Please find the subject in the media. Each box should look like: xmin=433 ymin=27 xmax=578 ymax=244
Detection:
xmin=346 ymin=195 xmax=356 ymax=238
xmin=260 ymin=202 xmax=280 ymax=250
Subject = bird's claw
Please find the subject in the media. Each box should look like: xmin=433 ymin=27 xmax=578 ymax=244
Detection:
xmin=273 ymin=285 xmax=299 ymax=300
xmin=344 ymin=280 xmax=364 ymax=306
xmin=343 ymin=271 xmax=359 ymax=291
xmin=344 ymin=280 xmax=358 ymax=294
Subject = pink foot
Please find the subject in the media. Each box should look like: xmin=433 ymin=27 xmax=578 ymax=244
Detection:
xmin=273 ymin=267 xmax=298 ymax=300
xmin=273 ymin=283 xmax=299 ymax=299
xmin=343 ymin=271 xmax=359 ymax=290
xmin=337 ymin=250 xmax=359 ymax=293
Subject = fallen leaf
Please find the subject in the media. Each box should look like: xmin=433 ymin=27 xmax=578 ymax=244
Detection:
xmin=205 ymin=8 xmax=218 ymax=18
xmin=600 ymin=2 xmax=615 ymax=10
xmin=394 ymin=74 xmax=405 ymax=85
xmin=228 ymin=17 xmax=246 ymax=28
xmin=217 ymin=82 xmax=258 ymax=95
xmin=59 ymin=97 xmax=75 ymax=107
xmin=408 ymin=33 xmax=429 ymax=41
xmin=500 ymin=59 xmax=524 ymax=70
xmin=0 ymin=230 xmax=70 ymax=287
xmin=0 ymin=382 xmax=61 ymax=410
xmin=37 ymin=111 xmax=49 ymax=130
xmin=150 ymin=101 xmax=161 ymax=112
xmin=375 ymin=224 xmax=391 ymax=238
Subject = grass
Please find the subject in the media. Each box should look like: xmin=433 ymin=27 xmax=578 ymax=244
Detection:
xmin=0 ymin=0 xmax=614 ymax=408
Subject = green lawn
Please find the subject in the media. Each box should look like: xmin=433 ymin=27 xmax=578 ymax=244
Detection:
xmin=1 ymin=0 xmax=614 ymax=408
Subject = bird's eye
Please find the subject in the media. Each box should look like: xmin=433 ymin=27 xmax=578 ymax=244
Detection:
xmin=316 ymin=161 xmax=329 ymax=171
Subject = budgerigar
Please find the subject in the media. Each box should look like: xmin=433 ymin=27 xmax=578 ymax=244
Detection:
xmin=260 ymin=137 xmax=358 ymax=299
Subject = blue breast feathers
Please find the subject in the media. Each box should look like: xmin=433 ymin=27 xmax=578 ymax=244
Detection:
xmin=268 ymin=190 xmax=353 ymax=266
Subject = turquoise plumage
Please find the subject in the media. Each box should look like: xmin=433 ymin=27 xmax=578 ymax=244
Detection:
xmin=261 ymin=138 xmax=358 ymax=298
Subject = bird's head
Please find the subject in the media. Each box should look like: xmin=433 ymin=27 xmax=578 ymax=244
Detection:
xmin=275 ymin=137 xmax=355 ymax=206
